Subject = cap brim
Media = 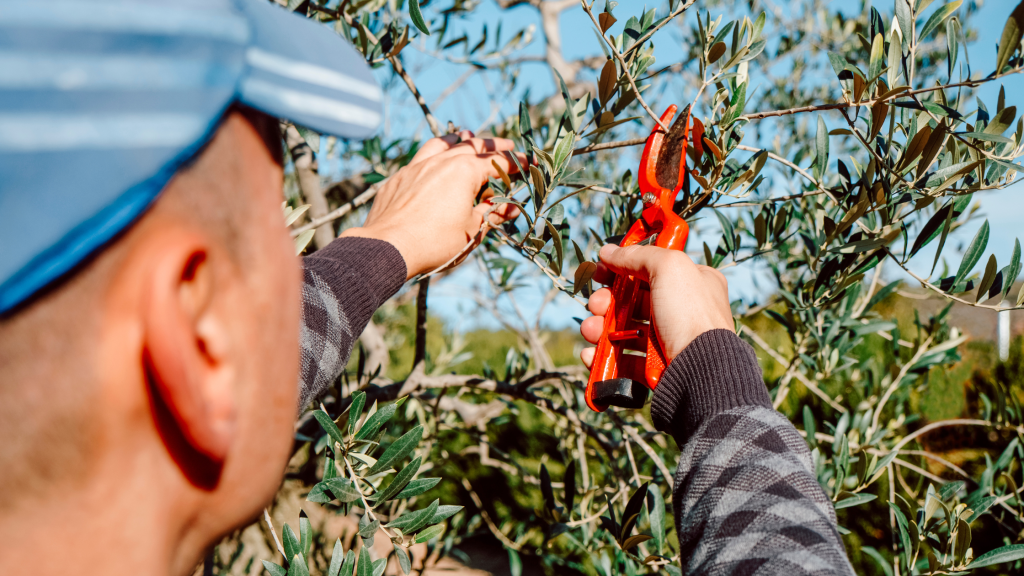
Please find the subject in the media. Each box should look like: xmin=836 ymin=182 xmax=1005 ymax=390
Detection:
xmin=236 ymin=0 xmax=383 ymax=140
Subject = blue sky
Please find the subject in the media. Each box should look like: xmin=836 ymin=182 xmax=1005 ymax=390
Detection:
xmin=336 ymin=0 xmax=1024 ymax=331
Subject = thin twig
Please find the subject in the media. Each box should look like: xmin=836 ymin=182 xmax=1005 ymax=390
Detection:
xmin=623 ymin=426 xmax=674 ymax=489
xmin=854 ymin=259 xmax=886 ymax=317
xmin=734 ymin=145 xmax=827 ymax=194
xmin=390 ymin=56 xmax=443 ymax=138
xmin=430 ymin=68 xmax=476 ymax=110
xmin=894 ymin=457 xmax=948 ymax=485
xmin=885 ymin=250 xmax=1024 ymax=312
xmin=581 ymin=2 xmax=667 ymax=131
xmin=623 ymin=436 xmax=642 ymax=488
xmin=620 ymin=0 xmax=697 ymax=59
xmin=869 ymin=335 xmax=935 ymax=437
xmin=890 ymin=419 xmax=1003 ymax=453
xmin=263 ymin=508 xmax=286 ymax=560
xmin=290 ymin=182 xmax=384 ymax=237
xmin=887 ymin=464 xmax=898 ymax=564
xmin=737 ymin=70 xmax=1024 ymax=121
xmin=572 ymin=137 xmax=647 ymax=156
xmin=462 ymin=478 xmax=522 ymax=550
xmin=744 ymin=327 xmax=847 ymax=412
xmin=900 ymin=449 xmax=971 ymax=480
xmin=421 ymin=220 xmax=494 ymax=278
xmin=326 ymin=2 xmax=443 ymax=138
xmin=736 ymin=144 xmax=868 ymax=234
xmin=343 ymin=454 xmax=400 ymax=542
xmin=566 ymin=489 xmax=625 ymax=527
xmin=711 ymin=187 xmax=829 ymax=208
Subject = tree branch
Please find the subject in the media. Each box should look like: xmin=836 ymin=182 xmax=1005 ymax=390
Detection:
xmin=412 ymin=278 xmax=430 ymax=369
xmin=390 ymin=55 xmax=443 ymax=138
xmin=323 ymin=1 xmax=443 ymax=138
xmin=284 ymin=125 xmax=335 ymax=249
xmin=572 ymin=136 xmax=647 ymax=156
xmin=620 ymin=0 xmax=697 ymax=59
xmin=738 ymin=70 xmax=1024 ymax=121
xmin=884 ymin=250 xmax=1024 ymax=312
xmin=581 ymin=2 xmax=667 ymax=131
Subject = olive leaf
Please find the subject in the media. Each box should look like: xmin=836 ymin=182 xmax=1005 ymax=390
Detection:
xmin=996 ymin=1 xmax=1024 ymax=72
xmin=408 ymin=0 xmax=430 ymax=35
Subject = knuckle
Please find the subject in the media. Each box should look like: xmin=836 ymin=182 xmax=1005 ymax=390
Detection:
xmin=672 ymin=251 xmax=694 ymax=266
xmin=706 ymin=268 xmax=728 ymax=286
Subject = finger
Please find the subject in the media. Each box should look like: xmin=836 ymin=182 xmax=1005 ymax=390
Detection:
xmin=598 ymin=244 xmax=692 ymax=282
xmin=437 ymin=152 xmax=529 ymax=207
xmin=410 ymin=134 xmax=462 ymax=164
xmin=488 ymin=202 xmax=520 ymax=224
xmin=587 ymin=288 xmax=611 ymax=315
xmin=592 ymin=262 xmax=615 ymax=285
xmin=501 ymin=150 xmax=529 ymax=175
xmin=409 ymin=131 xmax=476 ymax=165
xmin=474 ymin=151 xmax=529 ymax=181
xmin=580 ymin=347 xmax=595 ymax=369
xmin=474 ymin=199 xmax=520 ymax=226
xmin=443 ymin=137 xmax=517 ymax=156
xmin=580 ymin=315 xmax=605 ymax=344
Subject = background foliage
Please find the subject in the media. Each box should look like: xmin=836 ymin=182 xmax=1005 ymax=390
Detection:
xmin=213 ymin=0 xmax=1024 ymax=574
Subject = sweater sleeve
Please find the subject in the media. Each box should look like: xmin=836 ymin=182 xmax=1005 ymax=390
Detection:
xmin=298 ymin=237 xmax=406 ymax=409
xmin=651 ymin=329 xmax=855 ymax=576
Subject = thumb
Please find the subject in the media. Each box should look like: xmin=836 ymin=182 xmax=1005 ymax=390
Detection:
xmin=598 ymin=244 xmax=665 ymax=282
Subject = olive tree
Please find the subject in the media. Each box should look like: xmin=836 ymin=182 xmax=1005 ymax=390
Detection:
xmin=216 ymin=1 xmax=1024 ymax=575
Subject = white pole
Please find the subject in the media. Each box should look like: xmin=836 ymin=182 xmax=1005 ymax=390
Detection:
xmin=998 ymin=309 xmax=1011 ymax=362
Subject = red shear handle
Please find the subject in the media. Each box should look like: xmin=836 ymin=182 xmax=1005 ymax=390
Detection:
xmin=584 ymin=216 xmax=689 ymax=412
xmin=584 ymin=105 xmax=694 ymax=412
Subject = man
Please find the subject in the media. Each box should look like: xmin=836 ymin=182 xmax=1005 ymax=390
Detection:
xmin=0 ymin=1 xmax=853 ymax=575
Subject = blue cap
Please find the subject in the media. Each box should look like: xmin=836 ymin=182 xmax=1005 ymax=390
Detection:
xmin=0 ymin=0 xmax=383 ymax=314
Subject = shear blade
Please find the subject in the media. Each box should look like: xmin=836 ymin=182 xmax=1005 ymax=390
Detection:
xmin=593 ymin=378 xmax=649 ymax=409
xmin=655 ymin=110 xmax=690 ymax=192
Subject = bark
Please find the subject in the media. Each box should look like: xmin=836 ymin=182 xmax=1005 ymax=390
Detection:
xmin=284 ymin=124 xmax=335 ymax=250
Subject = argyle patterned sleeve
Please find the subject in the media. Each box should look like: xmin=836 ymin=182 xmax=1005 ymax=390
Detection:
xmin=298 ymin=237 xmax=406 ymax=409
xmin=651 ymin=330 xmax=855 ymax=576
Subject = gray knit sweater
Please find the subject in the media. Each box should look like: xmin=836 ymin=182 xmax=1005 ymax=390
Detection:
xmin=298 ymin=237 xmax=406 ymax=409
xmin=652 ymin=330 xmax=855 ymax=575
xmin=299 ymin=237 xmax=854 ymax=575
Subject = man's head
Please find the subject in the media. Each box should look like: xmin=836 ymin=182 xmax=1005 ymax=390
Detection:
xmin=0 ymin=108 xmax=302 ymax=572
xmin=0 ymin=1 xmax=384 ymax=571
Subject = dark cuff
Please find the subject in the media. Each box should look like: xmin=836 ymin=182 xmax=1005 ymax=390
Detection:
xmin=303 ymin=236 xmax=407 ymax=320
xmin=650 ymin=329 xmax=771 ymax=445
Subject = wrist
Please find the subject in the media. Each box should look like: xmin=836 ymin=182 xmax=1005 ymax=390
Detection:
xmin=652 ymin=329 xmax=770 ymax=445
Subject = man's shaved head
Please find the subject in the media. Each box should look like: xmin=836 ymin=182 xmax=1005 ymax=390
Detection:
xmin=0 ymin=106 xmax=285 ymax=510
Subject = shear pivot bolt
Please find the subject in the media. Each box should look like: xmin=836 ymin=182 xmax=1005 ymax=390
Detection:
xmin=641 ymin=192 xmax=657 ymax=205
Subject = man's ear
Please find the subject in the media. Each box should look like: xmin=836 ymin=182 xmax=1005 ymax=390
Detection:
xmin=142 ymin=232 xmax=237 ymax=464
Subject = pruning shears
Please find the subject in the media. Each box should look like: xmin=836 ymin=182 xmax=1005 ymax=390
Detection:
xmin=585 ymin=104 xmax=704 ymax=412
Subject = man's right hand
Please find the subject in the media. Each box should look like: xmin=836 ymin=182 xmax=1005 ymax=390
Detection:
xmin=340 ymin=131 xmax=524 ymax=279
xmin=579 ymin=244 xmax=735 ymax=368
